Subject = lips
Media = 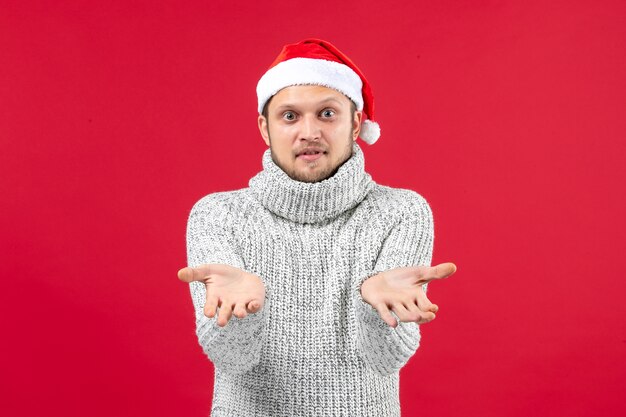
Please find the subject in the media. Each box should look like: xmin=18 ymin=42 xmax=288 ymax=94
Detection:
xmin=296 ymin=147 xmax=326 ymax=162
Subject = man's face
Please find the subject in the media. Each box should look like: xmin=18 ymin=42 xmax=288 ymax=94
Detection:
xmin=257 ymin=85 xmax=362 ymax=183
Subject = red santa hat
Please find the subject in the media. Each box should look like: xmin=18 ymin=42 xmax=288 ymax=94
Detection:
xmin=256 ymin=38 xmax=381 ymax=145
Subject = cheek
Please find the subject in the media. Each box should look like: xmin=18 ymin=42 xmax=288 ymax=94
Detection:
xmin=327 ymin=122 xmax=352 ymax=138
xmin=270 ymin=123 xmax=298 ymax=139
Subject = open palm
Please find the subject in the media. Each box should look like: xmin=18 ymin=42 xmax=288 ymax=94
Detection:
xmin=178 ymin=264 xmax=266 ymax=327
xmin=360 ymin=262 xmax=457 ymax=327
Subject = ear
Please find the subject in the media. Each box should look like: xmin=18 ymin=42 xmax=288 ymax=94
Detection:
xmin=258 ymin=114 xmax=270 ymax=147
xmin=352 ymin=110 xmax=363 ymax=141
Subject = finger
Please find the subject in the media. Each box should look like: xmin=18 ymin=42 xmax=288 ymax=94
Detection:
xmin=405 ymin=300 xmax=426 ymax=320
xmin=401 ymin=300 xmax=434 ymax=323
xmin=392 ymin=302 xmax=413 ymax=323
xmin=416 ymin=289 xmax=438 ymax=313
xmin=177 ymin=267 xmax=194 ymax=282
xmin=177 ymin=264 xmax=235 ymax=283
xmin=217 ymin=300 xmax=233 ymax=327
xmin=233 ymin=302 xmax=248 ymax=319
xmin=431 ymin=262 xmax=457 ymax=278
xmin=204 ymin=293 xmax=219 ymax=318
xmin=373 ymin=303 xmax=398 ymax=328
xmin=417 ymin=310 xmax=436 ymax=324
xmin=247 ymin=299 xmax=261 ymax=314
xmin=417 ymin=262 xmax=457 ymax=284
xmin=178 ymin=266 xmax=212 ymax=283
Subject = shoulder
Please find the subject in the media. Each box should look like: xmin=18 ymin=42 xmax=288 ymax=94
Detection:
xmin=364 ymin=184 xmax=433 ymax=223
xmin=188 ymin=188 xmax=250 ymax=223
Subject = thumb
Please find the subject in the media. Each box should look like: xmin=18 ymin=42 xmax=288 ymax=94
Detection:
xmin=420 ymin=262 xmax=457 ymax=283
xmin=177 ymin=263 xmax=237 ymax=282
xmin=177 ymin=265 xmax=211 ymax=282
xmin=177 ymin=267 xmax=195 ymax=282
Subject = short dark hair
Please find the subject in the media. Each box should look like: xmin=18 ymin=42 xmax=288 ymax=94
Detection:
xmin=261 ymin=96 xmax=273 ymax=119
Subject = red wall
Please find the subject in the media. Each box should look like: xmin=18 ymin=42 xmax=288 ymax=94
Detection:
xmin=1 ymin=1 xmax=624 ymax=416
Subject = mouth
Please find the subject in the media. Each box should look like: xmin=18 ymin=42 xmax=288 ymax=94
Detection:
xmin=296 ymin=149 xmax=327 ymax=162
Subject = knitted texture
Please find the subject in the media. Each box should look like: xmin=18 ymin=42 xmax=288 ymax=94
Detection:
xmin=185 ymin=142 xmax=434 ymax=417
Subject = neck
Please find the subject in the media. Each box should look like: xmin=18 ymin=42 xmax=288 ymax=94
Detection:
xmin=248 ymin=142 xmax=375 ymax=224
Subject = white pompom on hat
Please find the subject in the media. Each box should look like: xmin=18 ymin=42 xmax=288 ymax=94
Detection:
xmin=256 ymin=38 xmax=381 ymax=145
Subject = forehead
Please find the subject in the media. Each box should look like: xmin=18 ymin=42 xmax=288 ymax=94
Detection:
xmin=270 ymin=85 xmax=351 ymax=108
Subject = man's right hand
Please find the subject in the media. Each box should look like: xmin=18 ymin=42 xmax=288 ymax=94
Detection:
xmin=178 ymin=264 xmax=266 ymax=327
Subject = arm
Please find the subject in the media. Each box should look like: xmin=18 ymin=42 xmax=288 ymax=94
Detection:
xmin=352 ymin=193 xmax=434 ymax=376
xmin=185 ymin=195 xmax=269 ymax=375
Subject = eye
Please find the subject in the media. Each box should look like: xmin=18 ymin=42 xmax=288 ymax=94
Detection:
xmin=282 ymin=111 xmax=296 ymax=121
xmin=320 ymin=109 xmax=335 ymax=118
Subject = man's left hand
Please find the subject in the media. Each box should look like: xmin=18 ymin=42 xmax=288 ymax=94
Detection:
xmin=360 ymin=263 xmax=457 ymax=328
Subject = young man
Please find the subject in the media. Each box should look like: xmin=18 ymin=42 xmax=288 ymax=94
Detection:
xmin=178 ymin=38 xmax=457 ymax=417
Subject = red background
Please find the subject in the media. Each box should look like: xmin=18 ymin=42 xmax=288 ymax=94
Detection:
xmin=1 ymin=1 xmax=625 ymax=416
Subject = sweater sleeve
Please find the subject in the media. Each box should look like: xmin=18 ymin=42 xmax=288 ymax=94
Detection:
xmin=185 ymin=194 xmax=269 ymax=375
xmin=352 ymin=192 xmax=434 ymax=376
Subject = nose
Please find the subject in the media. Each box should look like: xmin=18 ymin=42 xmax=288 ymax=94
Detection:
xmin=300 ymin=114 xmax=321 ymax=141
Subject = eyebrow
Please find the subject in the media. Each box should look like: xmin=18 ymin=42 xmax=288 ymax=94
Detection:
xmin=273 ymin=97 xmax=344 ymax=112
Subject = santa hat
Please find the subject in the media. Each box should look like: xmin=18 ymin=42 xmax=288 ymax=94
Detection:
xmin=256 ymin=38 xmax=381 ymax=145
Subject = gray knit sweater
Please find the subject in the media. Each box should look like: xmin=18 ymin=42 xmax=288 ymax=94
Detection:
xmin=185 ymin=141 xmax=434 ymax=417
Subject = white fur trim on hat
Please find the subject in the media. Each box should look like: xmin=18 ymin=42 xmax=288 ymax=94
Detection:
xmin=360 ymin=119 xmax=380 ymax=144
xmin=256 ymin=57 xmax=364 ymax=113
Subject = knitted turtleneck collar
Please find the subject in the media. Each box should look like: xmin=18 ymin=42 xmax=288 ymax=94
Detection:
xmin=248 ymin=141 xmax=375 ymax=224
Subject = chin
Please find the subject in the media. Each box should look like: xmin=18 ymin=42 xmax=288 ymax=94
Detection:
xmin=286 ymin=166 xmax=331 ymax=183
xmin=273 ymin=149 xmax=345 ymax=183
